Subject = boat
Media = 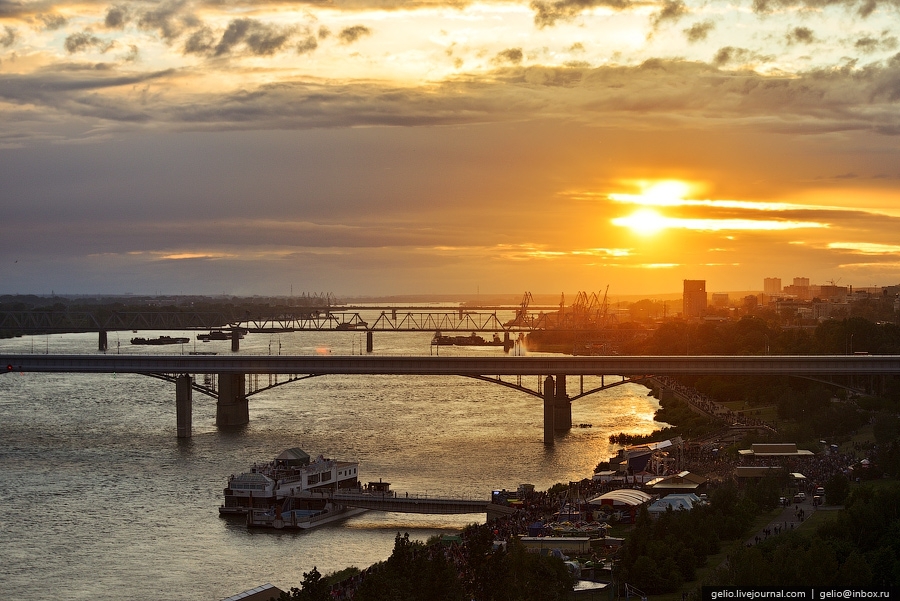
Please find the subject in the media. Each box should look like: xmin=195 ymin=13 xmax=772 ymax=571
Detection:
xmin=130 ymin=335 xmax=190 ymax=345
xmin=197 ymin=329 xmax=244 ymax=341
xmin=220 ymin=448 xmax=365 ymax=528
xmin=431 ymin=332 xmax=504 ymax=347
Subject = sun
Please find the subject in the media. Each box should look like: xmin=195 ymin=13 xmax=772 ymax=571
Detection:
xmin=612 ymin=208 xmax=669 ymax=236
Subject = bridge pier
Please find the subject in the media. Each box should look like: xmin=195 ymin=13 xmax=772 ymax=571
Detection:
xmin=216 ymin=372 xmax=249 ymax=427
xmin=366 ymin=331 xmax=373 ymax=353
xmin=98 ymin=330 xmax=108 ymax=352
xmin=176 ymin=374 xmax=193 ymax=438
xmin=231 ymin=330 xmax=240 ymax=352
xmin=543 ymin=376 xmax=555 ymax=445
xmin=554 ymin=374 xmax=572 ymax=431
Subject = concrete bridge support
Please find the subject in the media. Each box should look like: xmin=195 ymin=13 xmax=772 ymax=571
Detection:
xmin=231 ymin=330 xmax=240 ymax=352
xmin=543 ymin=376 xmax=555 ymax=445
xmin=176 ymin=374 xmax=192 ymax=438
xmin=216 ymin=372 xmax=249 ymax=427
xmin=98 ymin=330 xmax=108 ymax=352
xmin=554 ymin=374 xmax=572 ymax=431
xmin=366 ymin=331 xmax=373 ymax=353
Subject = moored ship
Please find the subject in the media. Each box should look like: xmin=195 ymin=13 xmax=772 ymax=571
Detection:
xmin=130 ymin=335 xmax=190 ymax=345
xmin=220 ymin=448 xmax=363 ymax=526
xmin=431 ymin=332 xmax=505 ymax=347
xmin=197 ymin=329 xmax=244 ymax=341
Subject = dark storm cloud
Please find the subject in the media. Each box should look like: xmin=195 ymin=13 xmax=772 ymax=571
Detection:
xmin=751 ymin=0 xmax=900 ymax=17
xmin=5 ymin=55 xmax=900 ymax=138
xmin=337 ymin=25 xmax=370 ymax=44
xmin=37 ymin=12 xmax=68 ymax=30
xmin=855 ymin=32 xmax=898 ymax=53
xmin=167 ymin=79 xmax=514 ymax=127
xmin=64 ymin=31 xmax=116 ymax=54
xmin=0 ymin=67 xmax=172 ymax=121
xmin=214 ymin=18 xmax=295 ymax=56
xmin=786 ymin=26 xmax=816 ymax=45
xmin=0 ymin=0 xmax=22 ymax=18
xmin=530 ymin=0 xmax=633 ymax=29
xmin=713 ymin=46 xmax=770 ymax=65
xmin=494 ymin=47 xmax=523 ymax=65
xmin=122 ymin=43 xmax=139 ymax=62
xmin=650 ymin=0 xmax=689 ymax=30
xmin=521 ymin=65 xmax=583 ymax=86
xmin=181 ymin=19 xmax=296 ymax=57
xmin=297 ymin=35 xmax=318 ymax=54
xmin=1 ymin=25 xmax=17 ymax=47
xmin=683 ymin=20 xmax=715 ymax=42
xmin=104 ymin=4 xmax=130 ymax=29
xmin=183 ymin=26 xmax=215 ymax=54
xmin=575 ymin=57 xmax=900 ymax=135
xmin=137 ymin=0 xmax=199 ymax=41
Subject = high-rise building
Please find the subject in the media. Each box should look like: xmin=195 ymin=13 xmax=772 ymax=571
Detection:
xmin=785 ymin=277 xmax=810 ymax=300
xmin=683 ymin=280 xmax=707 ymax=318
xmin=764 ymin=278 xmax=781 ymax=295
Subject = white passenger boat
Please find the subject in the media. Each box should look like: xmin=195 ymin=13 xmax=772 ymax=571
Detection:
xmin=219 ymin=448 xmax=361 ymax=517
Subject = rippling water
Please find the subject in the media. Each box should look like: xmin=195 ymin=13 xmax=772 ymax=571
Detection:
xmin=0 ymin=326 xmax=666 ymax=601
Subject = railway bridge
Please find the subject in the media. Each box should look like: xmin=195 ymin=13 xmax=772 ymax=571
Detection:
xmin=3 ymin=354 xmax=899 ymax=444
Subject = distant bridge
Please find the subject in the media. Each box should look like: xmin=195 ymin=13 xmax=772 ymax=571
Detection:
xmin=0 ymin=307 xmax=645 ymax=354
xmin=0 ymin=307 xmax=561 ymax=335
xmin=3 ymin=353 xmax=898 ymax=444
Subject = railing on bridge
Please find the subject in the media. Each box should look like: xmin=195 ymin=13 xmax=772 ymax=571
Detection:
xmin=290 ymin=489 xmax=516 ymax=516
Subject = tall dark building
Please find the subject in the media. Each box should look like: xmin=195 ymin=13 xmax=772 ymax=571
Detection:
xmin=683 ymin=280 xmax=707 ymax=318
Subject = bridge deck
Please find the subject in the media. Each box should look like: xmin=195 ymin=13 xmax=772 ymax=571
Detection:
xmin=3 ymin=353 xmax=900 ymax=376
xmin=295 ymin=491 xmax=517 ymax=516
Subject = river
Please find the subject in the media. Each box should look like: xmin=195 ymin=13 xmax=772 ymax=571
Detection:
xmin=0 ymin=323 xmax=666 ymax=600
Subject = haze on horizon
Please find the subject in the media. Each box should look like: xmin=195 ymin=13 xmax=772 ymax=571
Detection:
xmin=2 ymin=0 xmax=900 ymax=297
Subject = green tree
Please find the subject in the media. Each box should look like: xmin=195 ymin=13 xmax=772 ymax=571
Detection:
xmin=824 ymin=473 xmax=850 ymax=505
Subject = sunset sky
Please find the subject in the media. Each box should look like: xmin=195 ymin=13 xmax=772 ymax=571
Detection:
xmin=2 ymin=0 xmax=900 ymax=297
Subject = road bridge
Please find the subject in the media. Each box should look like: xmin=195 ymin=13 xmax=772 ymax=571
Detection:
xmin=4 ymin=353 xmax=899 ymax=443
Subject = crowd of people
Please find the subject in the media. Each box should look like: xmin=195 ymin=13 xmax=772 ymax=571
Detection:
xmin=285 ymin=378 xmax=873 ymax=600
xmin=652 ymin=376 xmax=775 ymax=432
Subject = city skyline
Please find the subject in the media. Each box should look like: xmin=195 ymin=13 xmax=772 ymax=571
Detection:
xmin=2 ymin=0 xmax=900 ymax=296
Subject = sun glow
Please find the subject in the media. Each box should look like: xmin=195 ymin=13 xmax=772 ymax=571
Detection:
xmin=612 ymin=211 xmax=828 ymax=234
xmin=613 ymin=208 xmax=669 ymax=236
xmin=608 ymin=180 xmax=831 ymax=234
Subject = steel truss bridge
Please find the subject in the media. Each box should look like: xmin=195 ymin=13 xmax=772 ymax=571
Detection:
xmin=0 ymin=307 xmax=623 ymax=334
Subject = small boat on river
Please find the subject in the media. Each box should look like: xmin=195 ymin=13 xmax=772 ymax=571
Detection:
xmin=130 ymin=335 xmax=190 ymax=345
xmin=197 ymin=329 xmax=244 ymax=341
xmin=431 ymin=332 xmax=504 ymax=347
